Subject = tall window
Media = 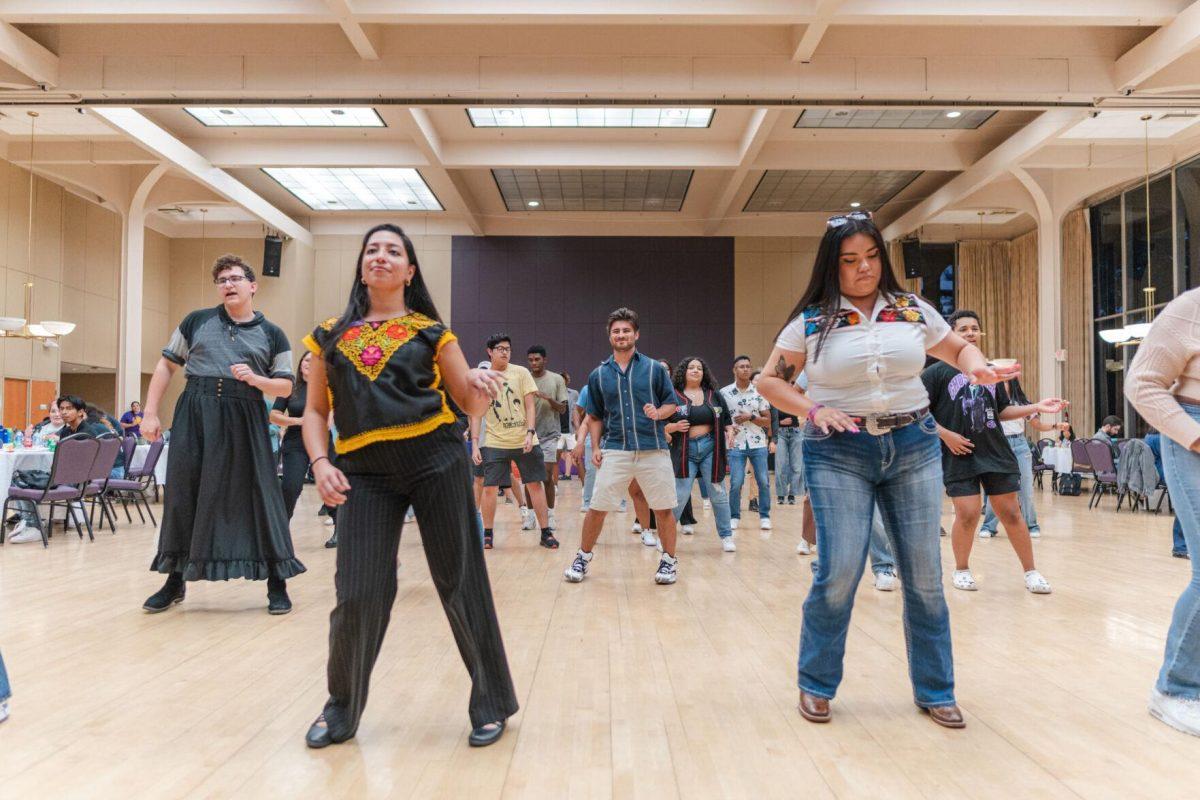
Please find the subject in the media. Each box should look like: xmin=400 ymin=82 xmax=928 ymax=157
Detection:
xmin=1091 ymin=196 xmax=1125 ymax=432
xmin=1124 ymin=175 xmax=1174 ymax=311
xmin=1179 ymin=155 xmax=1200 ymax=290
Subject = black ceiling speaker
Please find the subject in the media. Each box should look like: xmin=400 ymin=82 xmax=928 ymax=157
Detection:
xmin=901 ymin=238 xmax=923 ymax=280
xmin=262 ymin=235 xmax=283 ymax=277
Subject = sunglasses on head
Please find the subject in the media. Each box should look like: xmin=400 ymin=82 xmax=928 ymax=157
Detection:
xmin=826 ymin=210 xmax=873 ymax=228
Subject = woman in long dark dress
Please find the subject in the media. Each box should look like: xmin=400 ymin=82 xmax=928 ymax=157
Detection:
xmin=301 ymin=224 xmax=519 ymax=749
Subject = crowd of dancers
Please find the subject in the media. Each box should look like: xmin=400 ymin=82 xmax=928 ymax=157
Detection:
xmin=9 ymin=212 xmax=1182 ymax=744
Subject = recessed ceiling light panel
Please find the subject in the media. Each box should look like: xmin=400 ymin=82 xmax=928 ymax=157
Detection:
xmin=468 ymin=107 xmax=713 ymax=128
xmin=263 ymin=168 xmax=442 ymax=211
xmin=744 ymin=170 xmax=921 ymax=213
xmin=186 ymin=107 xmax=385 ymax=127
xmin=795 ymin=108 xmax=993 ymax=130
xmin=493 ymin=169 xmax=693 ymax=211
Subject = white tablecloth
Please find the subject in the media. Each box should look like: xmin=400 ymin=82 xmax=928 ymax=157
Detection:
xmin=0 ymin=448 xmax=54 ymax=502
xmin=130 ymin=443 xmax=169 ymax=486
xmin=1042 ymin=445 xmax=1076 ymax=474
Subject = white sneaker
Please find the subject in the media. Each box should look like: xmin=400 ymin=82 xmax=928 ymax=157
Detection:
xmin=323 ymin=516 xmax=336 ymax=527
xmin=1149 ymin=689 xmax=1200 ymax=737
xmin=563 ymin=550 xmax=593 ymax=583
xmin=632 ymin=521 xmax=643 ymax=534
xmin=730 ymin=517 xmax=740 ymax=530
xmin=548 ymin=509 xmax=557 ymax=530
xmin=654 ymin=553 xmax=678 ymax=585
xmin=9 ymin=522 xmax=40 ymax=544
xmin=641 ymin=530 xmax=659 ymax=548
xmin=759 ymin=518 xmax=772 ymax=531
xmin=0 ymin=701 xmax=8 ymax=723
xmin=618 ymin=500 xmax=627 ymax=513
xmin=796 ymin=540 xmax=814 ymax=555
xmin=1029 ymin=528 xmax=1041 ymax=539
xmin=978 ymin=528 xmax=996 ymax=539
xmin=521 ymin=513 xmax=537 ymax=531
xmin=874 ymin=571 xmax=897 ymax=592
xmin=1024 ymin=570 xmax=1052 ymax=594
xmin=579 ymin=504 xmax=589 ymax=514
xmin=703 ymin=499 xmax=711 ymax=511
xmin=721 ymin=536 xmax=737 ymax=552
xmin=681 ymin=524 xmax=695 ymax=535
xmin=953 ymin=570 xmax=978 ymax=591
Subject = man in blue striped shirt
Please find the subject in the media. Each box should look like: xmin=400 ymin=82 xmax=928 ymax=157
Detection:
xmin=564 ymin=308 xmax=681 ymax=585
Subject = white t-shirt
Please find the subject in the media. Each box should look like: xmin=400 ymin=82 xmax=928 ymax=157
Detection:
xmin=775 ymin=292 xmax=950 ymax=415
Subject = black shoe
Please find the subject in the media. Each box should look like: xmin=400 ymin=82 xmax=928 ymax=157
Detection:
xmin=468 ymin=719 xmax=506 ymax=747
xmin=787 ymin=496 xmax=796 ymax=505
xmin=776 ymin=497 xmax=785 ymax=505
xmin=540 ymin=531 xmax=560 ymax=549
xmin=748 ymin=497 xmax=758 ymax=512
xmin=324 ymin=534 xmax=338 ymax=549
xmin=267 ymin=577 xmax=292 ymax=615
xmin=305 ymin=714 xmax=353 ymax=749
xmin=1173 ymin=551 xmax=1191 ymax=560
xmin=143 ymin=578 xmax=185 ymax=613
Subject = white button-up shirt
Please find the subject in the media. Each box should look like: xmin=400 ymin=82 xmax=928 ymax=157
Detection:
xmin=721 ymin=382 xmax=770 ymax=450
xmin=775 ymin=292 xmax=950 ymax=416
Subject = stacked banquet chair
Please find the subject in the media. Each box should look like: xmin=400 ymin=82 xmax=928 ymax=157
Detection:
xmin=100 ymin=437 xmax=164 ymax=527
xmin=1 ymin=434 xmax=104 ymax=547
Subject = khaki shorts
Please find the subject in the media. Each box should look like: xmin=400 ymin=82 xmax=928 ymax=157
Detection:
xmin=590 ymin=449 xmax=677 ymax=512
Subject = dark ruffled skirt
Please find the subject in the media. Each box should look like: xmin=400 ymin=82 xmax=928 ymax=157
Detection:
xmin=151 ymin=377 xmax=305 ymax=582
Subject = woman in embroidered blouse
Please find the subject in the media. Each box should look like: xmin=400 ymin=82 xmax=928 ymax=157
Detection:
xmin=300 ymin=224 xmax=519 ymax=750
xmin=757 ymin=213 xmax=1012 ymax=730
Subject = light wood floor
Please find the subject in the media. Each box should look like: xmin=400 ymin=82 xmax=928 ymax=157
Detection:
xmin=0 ymin=478 xmax=1196 ymax=799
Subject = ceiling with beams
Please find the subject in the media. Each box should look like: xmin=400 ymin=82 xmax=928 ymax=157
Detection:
xmin=0 ymin=0 xmax=1197 ymax=241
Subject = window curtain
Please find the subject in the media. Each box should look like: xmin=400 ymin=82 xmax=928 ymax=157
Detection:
xmin=1061 ymin=209 xmax=1094 ymax=437
xmin=956 ymin=233 xmax=1040 ymax=399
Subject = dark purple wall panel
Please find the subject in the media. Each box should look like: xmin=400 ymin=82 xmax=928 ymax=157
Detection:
xmin=451 ymin=236 xmax=734 ymax=385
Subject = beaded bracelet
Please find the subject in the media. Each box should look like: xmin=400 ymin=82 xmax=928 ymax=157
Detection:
xmin=806 ymin=403 xmax=825 ymax=423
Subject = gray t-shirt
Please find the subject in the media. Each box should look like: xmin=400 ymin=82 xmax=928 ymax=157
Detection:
xmin=163 ymin=305 xmax=293 ymax=382
xmin=532 ymin=370 xmax=568 ymax=440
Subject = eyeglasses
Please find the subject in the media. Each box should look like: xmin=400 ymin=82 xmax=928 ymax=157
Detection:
xmin=826 ymin=210 xmax=873 ymax=228
xmin=213 ymin=275 xmax=248 ymax=286
xmin=490 ymin=345 xmax=512 ymax=352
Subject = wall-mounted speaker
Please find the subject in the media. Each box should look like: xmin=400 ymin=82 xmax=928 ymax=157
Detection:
xmin=262 ymin=235 xmax=283 ymax=277
xmin=901 ymin=238 xmax=923 ymax=280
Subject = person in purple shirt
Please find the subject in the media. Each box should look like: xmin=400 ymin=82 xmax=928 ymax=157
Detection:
xmin=119 ymin=401 xmax=143 ymax=438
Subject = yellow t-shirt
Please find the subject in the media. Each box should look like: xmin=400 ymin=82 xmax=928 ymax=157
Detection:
xmin=483 ymin=364 xmax=538 ymax=450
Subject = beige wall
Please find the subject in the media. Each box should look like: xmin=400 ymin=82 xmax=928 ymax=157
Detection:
xmin=60 ymin=371 xmax=118 ymax=414
xmin=733 ymin=236 xmax=820 ymax=368
xmin=313 ymin=233 xmax=453 ymax=326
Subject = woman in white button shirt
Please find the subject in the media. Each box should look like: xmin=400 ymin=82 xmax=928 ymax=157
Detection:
xmin=757 ymin=211 xmax=1012 ymax=730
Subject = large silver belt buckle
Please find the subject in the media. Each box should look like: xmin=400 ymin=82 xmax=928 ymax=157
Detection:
xmin=864 ymin=415 xmax=891 ymax=436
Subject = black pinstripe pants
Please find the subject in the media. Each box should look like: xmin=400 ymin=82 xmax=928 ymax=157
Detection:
xmin=322 ymin=425 xmax=519 ymax=736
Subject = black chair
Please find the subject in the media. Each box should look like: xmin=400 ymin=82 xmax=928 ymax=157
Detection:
xmin=84 ymin=434 xmax=123 ymax=532
xmin=1 ymin=434 xmax=99 ymax=547
xmin=1032 ymin=438 xmax=1055 ymax=489
xmin=1084 ymin=439 xmax=1120 ymax=510
xmin=102 ymin=438 xmax=164 ymax=526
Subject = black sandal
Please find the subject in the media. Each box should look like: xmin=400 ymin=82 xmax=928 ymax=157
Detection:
xmin=468 ymin=719 xmax=506 ymax=747
xmin=483 ymin=532 xmax=493 ymax=549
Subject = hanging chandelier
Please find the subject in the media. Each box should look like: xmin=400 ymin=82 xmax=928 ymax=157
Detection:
xmin=0 ymin=111 xmax=76 ymax=342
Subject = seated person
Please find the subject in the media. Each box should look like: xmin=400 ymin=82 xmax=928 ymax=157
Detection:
xmin=58 ymin=396 xmax=126 ymax=477
xmin=32 ymin=398 xmax=63 ymax=436
xmin=1093 ymin=415 xmax=1122 ymax=443
xmin=120 ymin=402 xmax=144 ymax=438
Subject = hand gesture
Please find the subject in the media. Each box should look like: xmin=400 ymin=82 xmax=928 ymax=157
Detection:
xmin=643 ymin=403 xmax=660 ymax=420
xmin=141 ymin=413 xmax=162 ymax=442
xmin=466 ymin=368 xmax=505 ymax=400
xmin=1032 ymin=398 xmax=1067 ymax=415
xmin=231 ymin=363 xmax=258 ymax=385
xmin=940 ymin=429 xmax=974 ymax=456
xmin=970 ymin=362 xmax=1020 ymax=386
xmin=810 ymin=406 xmax=859 ymax=434
xmin=472 ymin=443 xmax=483 ymax=465
xmin=523 ymin=431 xmax=534 ymax=453
xmin=314 ymin=459 xmax=352 ymax=506
xmin=675 ymin=419 xmax=691 ymax=434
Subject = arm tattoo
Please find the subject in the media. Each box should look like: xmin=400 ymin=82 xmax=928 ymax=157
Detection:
xmin=774 ymin=355 xmax=796 ymax=384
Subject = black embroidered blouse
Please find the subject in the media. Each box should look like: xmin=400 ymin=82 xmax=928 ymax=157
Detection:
xmin=302 ymin=313 xmax=458 ymax=454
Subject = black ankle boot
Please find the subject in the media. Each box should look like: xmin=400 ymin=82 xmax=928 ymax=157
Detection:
xmin=267 ymin=576 xmax=292 ymax=615
xmin=143 ymin=573 xmax=185 ymax=613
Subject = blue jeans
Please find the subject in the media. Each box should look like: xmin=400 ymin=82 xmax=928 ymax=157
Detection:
xmin=1148 ymin=432 xmax=1188 ymax=555
xmin=981 ymin=434 xmax=1039 ymax=534
xmin=800 ymin=414 xmax=955 ymax=707
xmin=0 ymin=648 xmax=9 ymax=703
xmin=775 ymin=426 xmax=805 ymax=499
xmin=729 ymin=446 xmax=770 ymax=519
xmin=1158 ymin=403 xmax=1200 ymax=698
xmin=671 ymin=434 xmax=732 ymax=538
xmin=811 ymin=504 xmax=895 ymax=577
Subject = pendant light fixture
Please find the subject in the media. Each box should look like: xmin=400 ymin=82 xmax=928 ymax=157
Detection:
xmin=0 ymin=111 xmax=77 ymax=342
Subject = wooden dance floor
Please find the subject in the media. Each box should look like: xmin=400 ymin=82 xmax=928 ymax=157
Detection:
xmin=0 ymin=479 xmax=1196 ymax=799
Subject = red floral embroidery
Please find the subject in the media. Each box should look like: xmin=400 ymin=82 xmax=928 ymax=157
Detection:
xmin=385 ymin=324 xmax=408 ymax=340
xmin=845 ymin=311 xmax=862 ymax=325
xmin=342 ymin=326 xmax=362 ymax=341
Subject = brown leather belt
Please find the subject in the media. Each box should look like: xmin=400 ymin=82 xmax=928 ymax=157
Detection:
xmin=858 ymin=406 xmax=929 ymax=435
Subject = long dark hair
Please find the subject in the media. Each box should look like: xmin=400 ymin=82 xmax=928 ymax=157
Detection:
xmin=778 ymin=217 xmax=904 ymax=363
xmin=672 ymin=356 xmax=718 ymax=394
xmin=293 ymin=351 xmax=312 ymax=396
xmin=322 ymin=224 xmax=442 ymax=357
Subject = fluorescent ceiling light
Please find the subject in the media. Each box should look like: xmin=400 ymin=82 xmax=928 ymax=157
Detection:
xmin=1061 ymin=110 xmax=1200 ymax=140
xmin=467 ymin=107 xmax=713 ymax=128
xmin=795 ymin=108 xmax=994 ymax=129
xmin=263 ymin=168 xmax=442 ymax=211
xmin=945 ymin=111 xmax=963 ymax=119
xmin=185 ymin=107 xmax=385 ymax=127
